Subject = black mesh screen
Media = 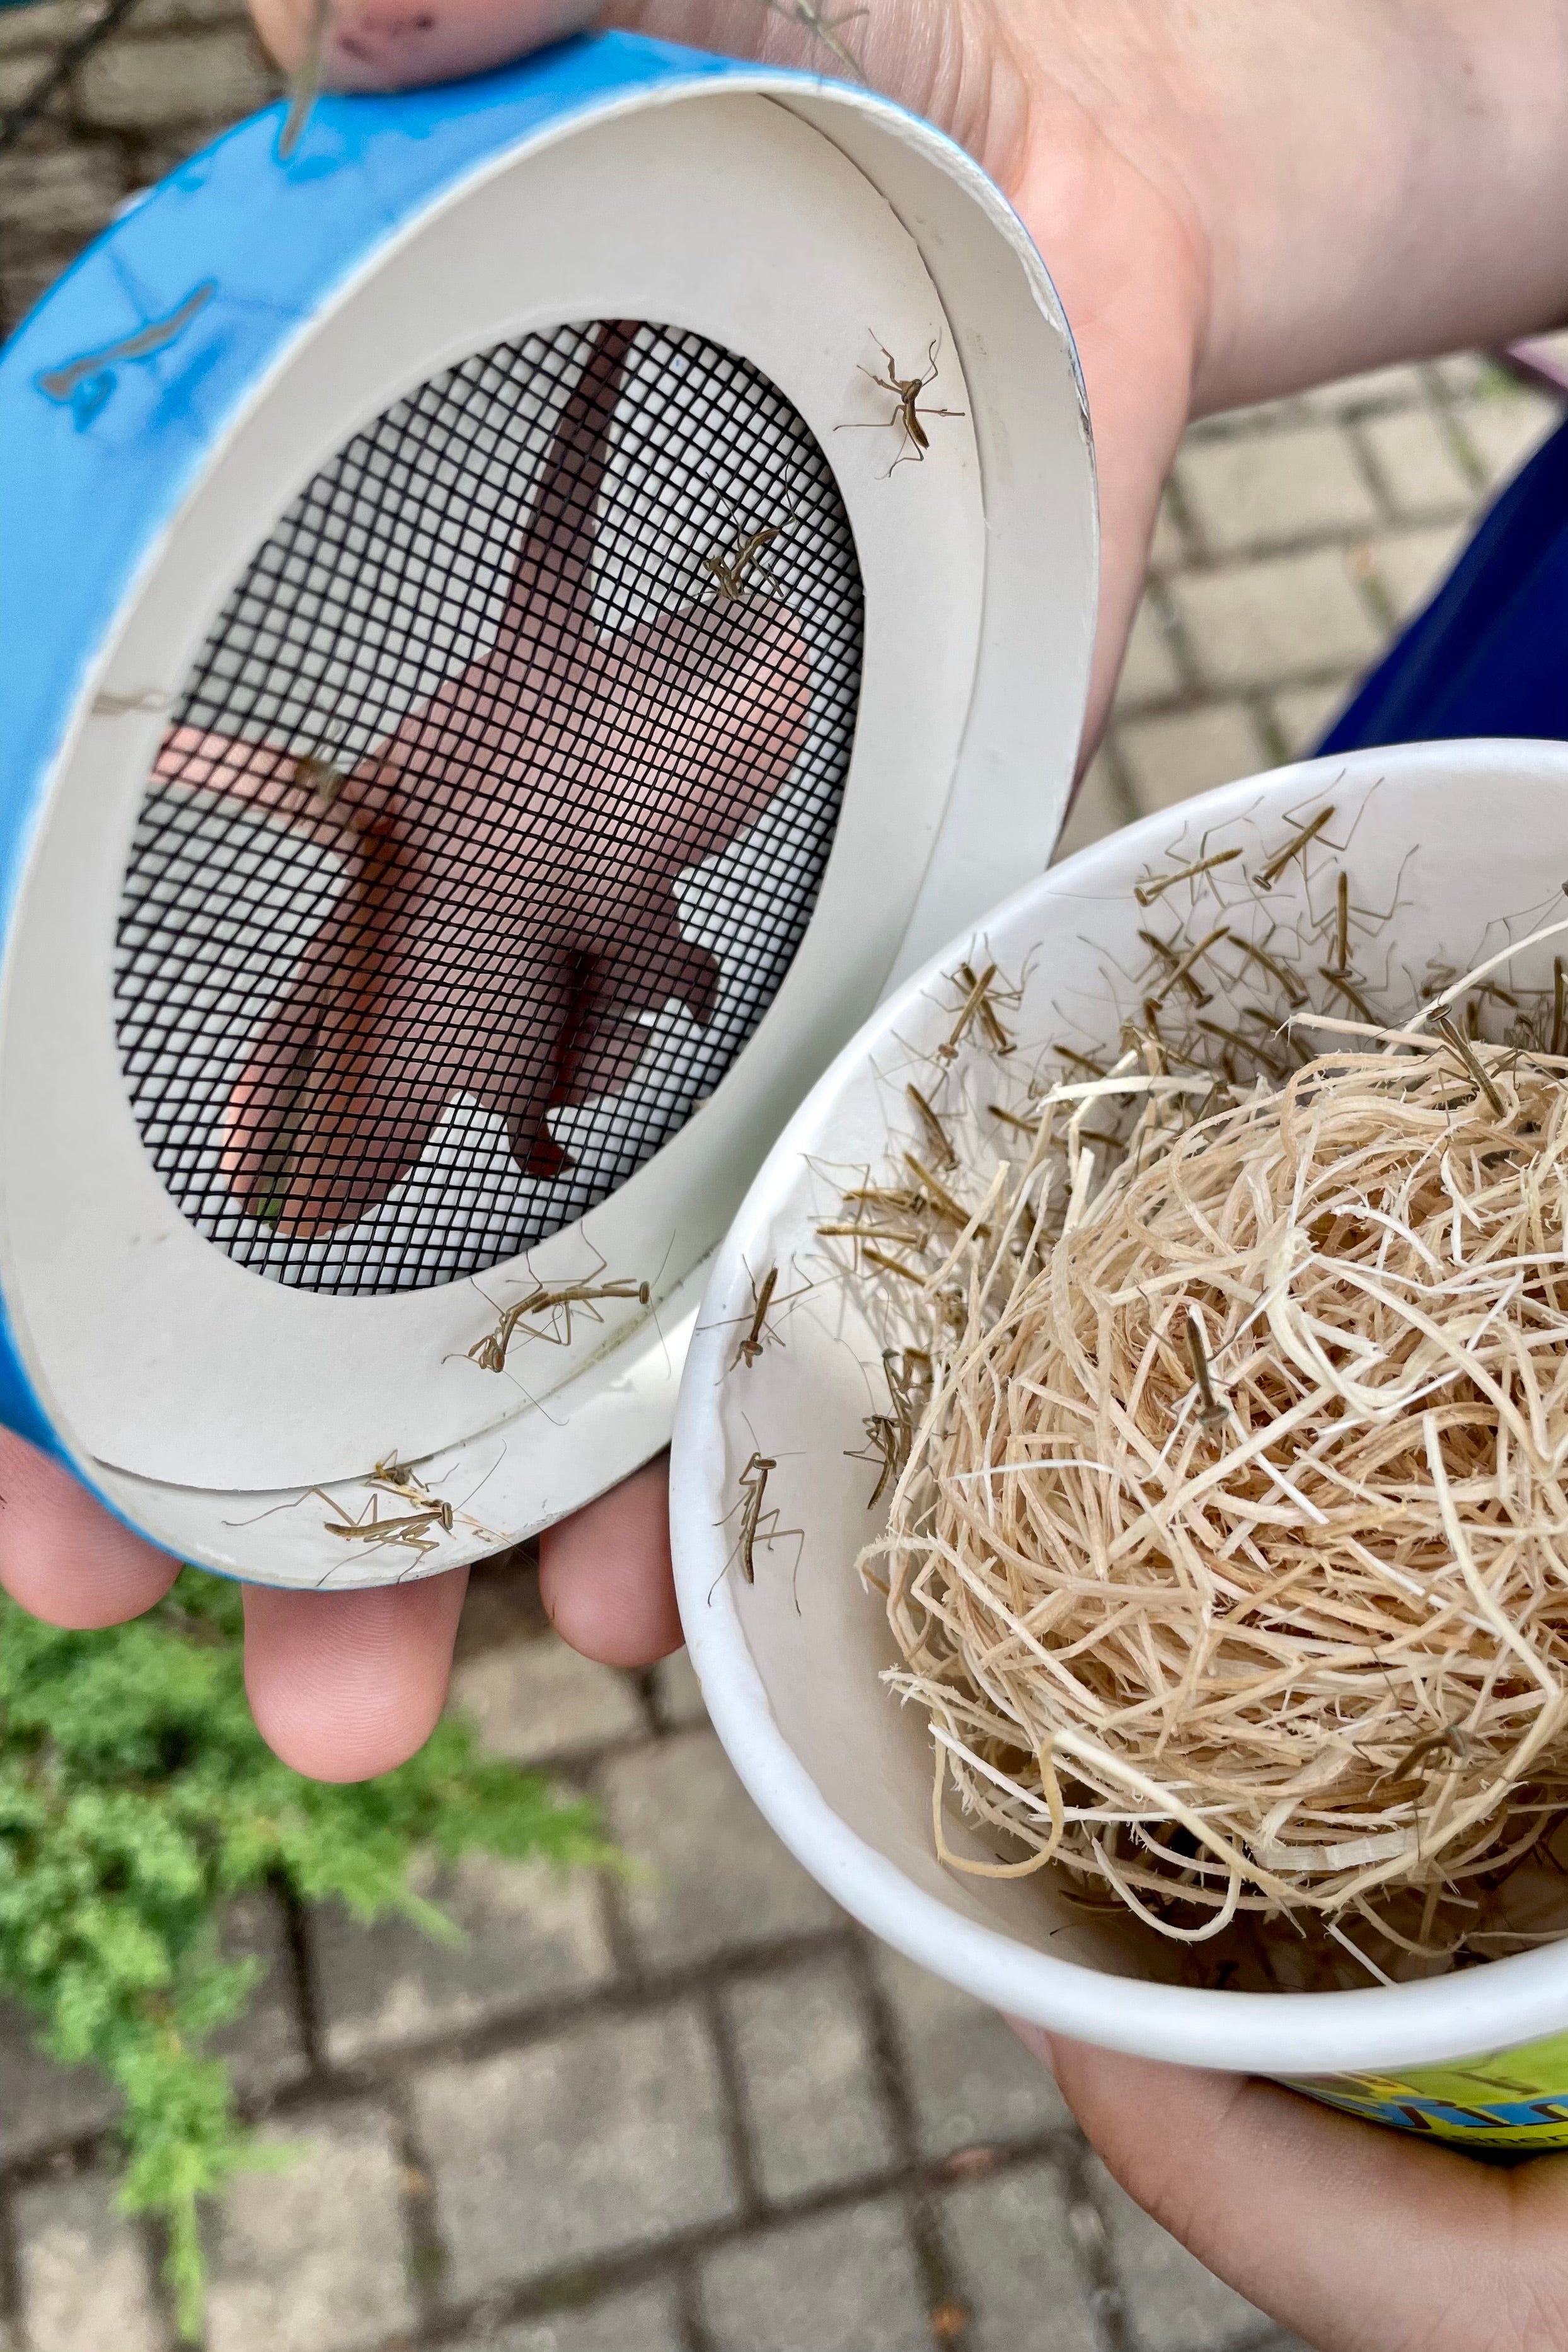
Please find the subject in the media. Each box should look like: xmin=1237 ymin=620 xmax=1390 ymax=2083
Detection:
xmin=114 ymin=320 xmax=863 ymax=1294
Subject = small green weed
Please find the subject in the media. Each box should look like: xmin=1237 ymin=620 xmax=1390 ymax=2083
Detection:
xmin=0 ymin=1568 xmax=613 ymax=2336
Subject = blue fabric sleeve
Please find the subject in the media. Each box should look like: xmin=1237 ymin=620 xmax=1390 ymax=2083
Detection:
xmin=1320 ymin=413 xmax=1568 ymax=752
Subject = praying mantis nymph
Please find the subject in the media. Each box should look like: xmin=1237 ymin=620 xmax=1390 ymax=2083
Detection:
xmin=846 ymin=1347 xmax=933 ymax=1507
xmin=905 ymin=1083 xmax=956 ymax=1170
xmin=1234 ymin=936 xmax=1310 ymax=1009
xmin=937 ymin=961 xmax=1017 ymax=1060
xmin=837 ymin=335 xmax=965 ymax=473
xmin=723 ymin=1262 xmax=812 ymax=1371
xmin=1183 ymin=1308 xmax=1230 ymax=1430
xmin=1132 ymin=846 xmax=1243 ymax=909
xmin=1435 ymin=1015 xmax=1507 ymax=1119
xmin=751 ymin=0 xmax=868 ymax=78
xmin=465 ymin=1273 xmax=651 ymax=1373
xmin=701 ymin=491 xmax=797 ymax=604
xmin=315 ymin=1486 xmax=453 ymax=1562
xmin=1254 ymin=804 xmax=1335 ymax=890
xmin=728 ymin=1450 xmax=804 ymax=1586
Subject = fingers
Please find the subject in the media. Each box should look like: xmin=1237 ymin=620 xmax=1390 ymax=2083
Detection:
xmin=1038 ymin=2032 xmax=1568 ymax=2352
xmin=0 ymin=1429 xmax=180 ymax=1626
xmin=243 ymin=1566 xmax=469 ymax=1781
xmin=251 ymin=0 xmax=601 ymax=91
xmin=538 ymin=1453 xmax=682 ymax=1667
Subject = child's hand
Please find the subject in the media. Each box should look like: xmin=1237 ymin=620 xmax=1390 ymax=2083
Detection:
xmin=1041 ymin=2031 xmax=1568 ymax=2352
xmin=21 ymin=0 xmax=1568 ymax=1785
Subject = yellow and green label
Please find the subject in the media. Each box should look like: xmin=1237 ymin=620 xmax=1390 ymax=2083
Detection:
xmin=1289 ymin=2034 xmax=1568 ymax=2147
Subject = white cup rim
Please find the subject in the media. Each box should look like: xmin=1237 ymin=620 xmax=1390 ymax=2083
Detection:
xmin=671 ymin=742 xmax=1568 ymax=2078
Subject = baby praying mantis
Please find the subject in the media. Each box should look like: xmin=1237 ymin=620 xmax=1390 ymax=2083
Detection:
xmin=937 ymin=962 xmax=1018 ymax=1061
xmin=315 ymin=1485 xmax=453 ymax=1563
xmin=279 ymin=0 xmax=331 ymax=159
xmin=751 ymin=0 xmax=867 ymax=78
xmin=717 ymin=1262 xmax=812 ymax=1371
xmin=1184 ymin=1308 xmax=1230 ymax=1431
xmin=701 ymin=492 xmax=797 ymax=604
xmin=1133 ymin=846 xmax=1242 ymax=909
xmin=466 ymin=1265 xmax=650 ymax=1373
xmin=838 ymin=335 xmax=964 ymax=473
xmin=847 ymin=1349 xmax=933 ymax=1506
xmin=727 ymin=1451 xmax=804 ymax=1586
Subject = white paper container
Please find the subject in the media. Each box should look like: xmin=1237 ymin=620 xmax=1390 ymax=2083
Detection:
xmin=671 ymin=737 xmax=1568 ymax=2145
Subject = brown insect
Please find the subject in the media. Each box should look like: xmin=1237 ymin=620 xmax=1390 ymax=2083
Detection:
xmin=728 ymin=1450 xmax=804 ymax=1586
xmin=906 ymin=1083 xmax=956 ymax=1169
xmin=938 ymin=961 xmax=1017 ymax=1060
xmin=721 ymin=1262 xmax=812 ymax=1370
xmin=1053 ymin=1043 xmax=1107 ymax=1078
xmin=466 ymin=1272 xmax=650 ymax=1373
xmin=1183 ymin=1308 xmax=1230 ymax=1431
xmin=988 ymin=1102 xmax=1038 ymax=1136
xmin=753 ymin=0 xmax=868 ymax=77
xmin=1133 ymin=846 xmax=1242 ymax=909
xmin=1435 ymin=1015 xmax=1507 ymax=1119
xmin=838 ymin=335 xmax=964 ymax=472
xmin=1234 ymin=936 xmax=1310 ymax=1009
xmin=1555 ymin=959 xmax=1568 ymax=1059
xmin=846 ymin=1347 xmax=933 ymax=1506
xmin=1329 ymin=870 xmax=1351 ymax=976
xmin=279 ymin=0 xmax=332 ymax=160
xmin=1370 ymin=1722 xmax=1472 ymax=1797
xmin=1138 ymin=928 xmax=1211 ymax=1008
xmin=316 ymin=1486 xmax=453 ymax=1562
xmin=1318 ymin=967 xmax=1380 ymax=1025
xmin=1196 ymin=1016 xmax=1288 ymax=1082
xmin=701 ymin=492 xmax=797 ymax=603
xmin=1254 ymin=804 xmax=1336 ymax=891
xmin=904 ymin=1152 xmax=988 ymax=1237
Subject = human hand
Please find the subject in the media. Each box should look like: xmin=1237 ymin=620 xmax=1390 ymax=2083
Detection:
xmin=1036 ymin=2030 xmax=1568 ymax=2352
xmin=26 ymin=0 xmax=1568 ymax=1784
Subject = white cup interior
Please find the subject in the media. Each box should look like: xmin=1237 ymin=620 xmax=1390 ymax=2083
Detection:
xmin=670 ymin=739 xmax=1568 ymax=2075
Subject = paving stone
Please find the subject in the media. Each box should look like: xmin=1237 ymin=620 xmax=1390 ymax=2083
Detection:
xmin=0 ymin=0 xmax=102 ymax=52
xmin=1450 ymin=383 xmax=1562 ymax=487
xmin=1115 ymin=703 xmax=1268 ymax=816
xmin=1113 ymin=598 xmax=1183 ymax=708
xmin=1267 ymin=679 xmax=1357 ymax=761
xmin=602 ymin=1729 xmax=836 ymax=1968
xmin=1051 ymin=748 xmax=1131 ymax=863
xmin=0 ymin=1896 xmax=301 ymax=2169
xmin=652 ymin=1644 xmax=708 ymax=1727
xmin=1177 ymin=426 xmax=1378 ymax=555
xmin=451 ymin=1632 xmax=645 ymax=1765
xmin=725 ymin=1954 xmax=894 ymax=2201
xmin=0 ymin=2002 xmax=118 ymax=2164
xmin=455 ymin=2282 xmax=685 ymax=2351
xmin=14 ymin=2172 xmax=162 ymax=2352
xmin=1090 ymin=2158 xmax=1270 ymax=2352
xmin=1350 ymin=521 xmax=1469 ymax=625
xmin=873 ymin=1949 xmax=1071 ymax=2157
xmin=0 ymin=144 xmax=125 ymax=240
xmin=700 ymin=2199 xmax=930 ymax=2352
xmin=1356 ymin=406 xmax=1475 ymax=519
xmin=313 ymin=1849 xmax=613 ymax=2064
xmin=412 ymin=2003 xmax=738 ymax=2303
xmin=216 ymin=1890 xmax=311 ymax=2100
xmin=71 ymin=25 xmax=276 ymax=128
xmin=207 ymin=2100 xmax=413 ymax=2352
xmin=940 ymin=2159 xmax=1098 ymax=2352
xmin=1167 ymin=550 xmax=1383 ymax=691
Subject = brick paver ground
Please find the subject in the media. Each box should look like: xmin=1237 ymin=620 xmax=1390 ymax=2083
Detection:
xmin=2 ymin=7 xmax=1564 ymax=2346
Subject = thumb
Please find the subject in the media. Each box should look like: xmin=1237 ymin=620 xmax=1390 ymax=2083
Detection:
xmin=248 ymin=0 xmax=887 ymax=99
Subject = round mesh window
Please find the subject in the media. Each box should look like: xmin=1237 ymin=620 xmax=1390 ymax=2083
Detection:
xmin=115 ymin=320 xmax=863 ymax=1294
